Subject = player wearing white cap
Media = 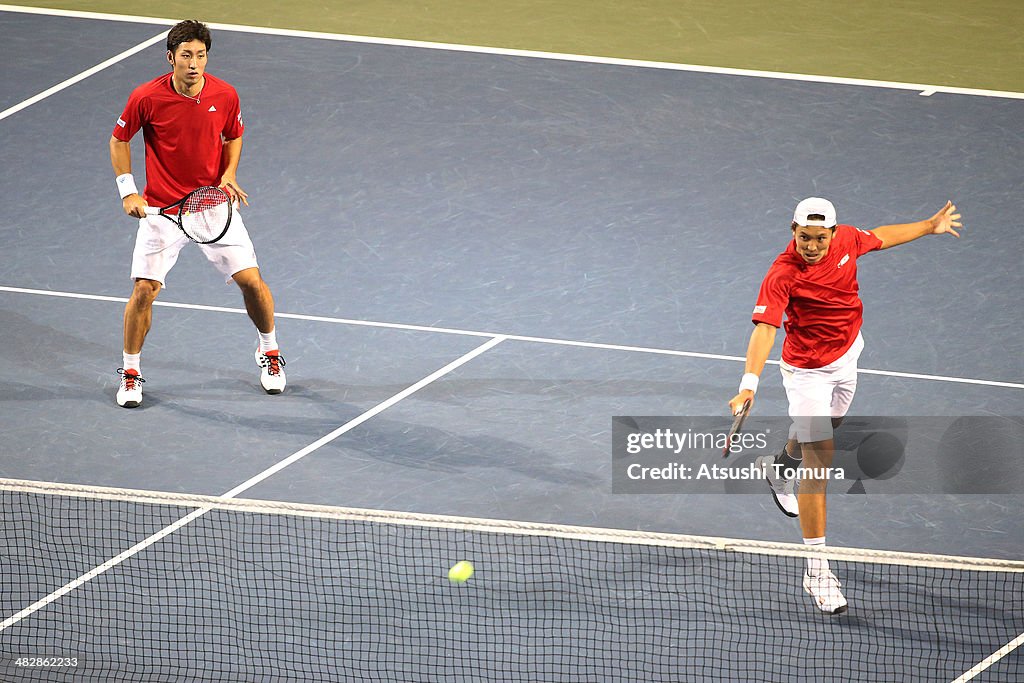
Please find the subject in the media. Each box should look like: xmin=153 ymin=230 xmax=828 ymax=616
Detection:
xmin=728 ymin=197 xmax=961 ymax=613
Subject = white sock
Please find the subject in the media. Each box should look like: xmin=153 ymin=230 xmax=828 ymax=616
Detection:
xmin=122 ymin=352 xmax=141 ymax=373
xmin=804 ymin=536 xmax=828 ymax=576
xmin=258 ymin=329 xmax=278 ymax=353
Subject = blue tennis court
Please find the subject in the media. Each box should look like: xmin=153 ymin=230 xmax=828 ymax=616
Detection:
xmin=1 ymin=6 xmax=1022 ymax=681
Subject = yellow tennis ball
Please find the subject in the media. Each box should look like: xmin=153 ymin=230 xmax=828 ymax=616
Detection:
xmin=448 ymin=560 xmax=474 ymax=584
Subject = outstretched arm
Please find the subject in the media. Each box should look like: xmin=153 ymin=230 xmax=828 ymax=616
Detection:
xmin=871 ymin=200 xmax=962 ymax=249
xmin=728 ymin=322 xmax=778 ymax=415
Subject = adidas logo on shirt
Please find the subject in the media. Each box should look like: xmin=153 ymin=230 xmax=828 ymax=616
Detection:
xmin=208 ymin=105 xmax=217 ymax=112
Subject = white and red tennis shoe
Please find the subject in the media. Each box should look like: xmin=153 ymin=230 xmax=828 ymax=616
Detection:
xmin=255 ymin=348 xmax=286 ymax=394
xmin=116 ymin=368 xmax=145 ymax=408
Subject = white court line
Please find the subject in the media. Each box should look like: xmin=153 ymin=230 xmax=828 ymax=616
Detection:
xmin=2 ymin=284 xmax=1022 ymax=390
xmin=0 ymin=504 xmax=211 ymax=632
xmin=951 ymin=631 xmax=1024 ymax=682
xmin=0 ymin=3 xmax=179 ymax=25
xmin=0 ymin=334 xmax=506 ymax=633
xmin=0 ymin=29 xmax=167 ymax=122
xmin=1 ymin=4 xmax=1022 ymax=100
xmin=3 ymin=6 xmax=1019 ymax=673
xmin=220 ymin=334 xmax=506 ymax=498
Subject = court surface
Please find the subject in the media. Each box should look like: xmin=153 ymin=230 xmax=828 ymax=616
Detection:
xmin=1 ymin=5 xmax=1022 ymax=681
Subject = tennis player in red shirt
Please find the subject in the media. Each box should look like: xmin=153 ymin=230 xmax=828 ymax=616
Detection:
xmin=729 ymin=197 xmax=962 ymax=613
xmin=110 ymin=20 xmax=285 ymax=407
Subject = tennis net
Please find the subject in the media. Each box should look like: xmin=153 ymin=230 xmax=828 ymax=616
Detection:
xmin=0 ymin=478 xmax=1021 ymax=682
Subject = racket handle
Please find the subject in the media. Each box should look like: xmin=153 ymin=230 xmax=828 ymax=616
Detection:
xmin=143 ymin=207 xmax=159 ymax=216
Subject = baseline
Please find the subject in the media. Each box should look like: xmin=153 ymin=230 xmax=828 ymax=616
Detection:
xmin=1 ymin=4 xmax=1021 ymax=100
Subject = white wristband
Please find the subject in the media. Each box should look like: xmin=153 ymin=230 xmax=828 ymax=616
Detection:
xmin=116 ymin=173 xmax=139 ymax=200
xmin=738 ymin=373 xmax=759 ymax=394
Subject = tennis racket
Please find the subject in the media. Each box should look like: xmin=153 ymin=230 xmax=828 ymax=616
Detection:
xmin=722 ymin=398 xmax=751 ymax=457
xmin=144 ymin=186 xmax=232 ymax=244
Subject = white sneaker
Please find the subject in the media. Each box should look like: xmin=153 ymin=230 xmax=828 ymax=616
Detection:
xmin=803 ymin=570 xmax=848 ymax=614
xmin=116 ymin=368 xmax=144 ymax=408
xmin=255 ymin=348 xmax=286 ymax=394
xmin=754 ymin=455 xmax=799 ymax=517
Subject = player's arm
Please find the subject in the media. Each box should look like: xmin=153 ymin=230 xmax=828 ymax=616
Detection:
xmin=219 ymin=136 xmax=249 ymax=206
xmin=110 ymin=136 xmax=147 ymax=218
xmin=871 ymin=200 xmax=962 ymax=249
xmin=728 ymin=322 xmax=778 ymax=415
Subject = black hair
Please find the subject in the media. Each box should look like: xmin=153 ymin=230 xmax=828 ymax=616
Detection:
xmin=166 ymin=20 xmax=212 ymax=55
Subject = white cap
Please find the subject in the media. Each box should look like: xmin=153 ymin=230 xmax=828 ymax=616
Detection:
xmin=793 ymin=197 xmax=837 ymax=228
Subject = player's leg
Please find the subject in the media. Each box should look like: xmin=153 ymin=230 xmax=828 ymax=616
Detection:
xmin=117 ymin=218 xmax=188 ymax=407
xmin=232 ymin=267 xmax=285 ymax=394
xmin=797 ymin=434 xmax=846 ymax=614
xmin=781 ymin=365 xmax=848 ymax=613
xmin=198 ymin=214 xmax=286 ymax=394
xmin=798 ymin=420 xmax=847 ymax=537
xmin=117 ymin=278 xmax=161 ymax=408
xmin=797 ymin=437 xmax=833 ymax=543
xmin=753 ymin=363 xmax=807 ymax=518
xmin=797 ymin=339 xmax=862 ymax=613
xmin=233 ymin=267 xmax=276 ymax=334
xmin=755 ymin=436 xmax=801 ymax=517
xmin=797 ymin=386 xmax=855 ymax=613
xmin=123 ymin=278 xmax=161 ymax=353
xmin=795 ymin=430 xmax=847 ymax=614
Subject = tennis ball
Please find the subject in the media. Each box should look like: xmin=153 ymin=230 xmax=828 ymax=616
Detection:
xmin=448 ymin=560 xmax=474 ymax=584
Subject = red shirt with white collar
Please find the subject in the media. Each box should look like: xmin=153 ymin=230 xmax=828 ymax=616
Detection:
xmin=752 ymin=225 xmax=883 ymax=368
xmin=113 ymin=72 xmax=244 ymax=207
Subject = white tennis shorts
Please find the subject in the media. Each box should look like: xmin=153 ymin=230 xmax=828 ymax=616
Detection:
xmin=130 ymin=209 xmax=258 ymax=285
xmin=779 ymin=332 xmax=864 ymax=443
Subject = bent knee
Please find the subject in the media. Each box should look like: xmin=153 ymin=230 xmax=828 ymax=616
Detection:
xmin=232 ymin=267 xmax=264 ymax=288
xmin=131 ymin=278 xmax=162 ymax=301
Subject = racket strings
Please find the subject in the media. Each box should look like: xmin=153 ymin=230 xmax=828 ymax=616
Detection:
xmin=180 ymin=188 xmax=230 ymax=243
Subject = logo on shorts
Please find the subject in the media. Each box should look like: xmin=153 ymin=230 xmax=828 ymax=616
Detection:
xmin=838 ymin=254 xmax=850 ymax=268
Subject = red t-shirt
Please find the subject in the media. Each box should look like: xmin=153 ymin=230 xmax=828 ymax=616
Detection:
xmin=752 ymin=225 xmax=883 ymax=368
xmin=112 ymin=73 xmax=244 ymax=207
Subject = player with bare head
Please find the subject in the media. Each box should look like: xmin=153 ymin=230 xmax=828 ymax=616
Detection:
xmin=110 ymin=19 xmax=286 ymax=407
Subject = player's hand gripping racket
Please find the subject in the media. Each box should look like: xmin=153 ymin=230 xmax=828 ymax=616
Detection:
xmin=722 ymin=399 xmax=751 ymax=457
xmin=144 ymin=186 xmax=232 ymax=244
